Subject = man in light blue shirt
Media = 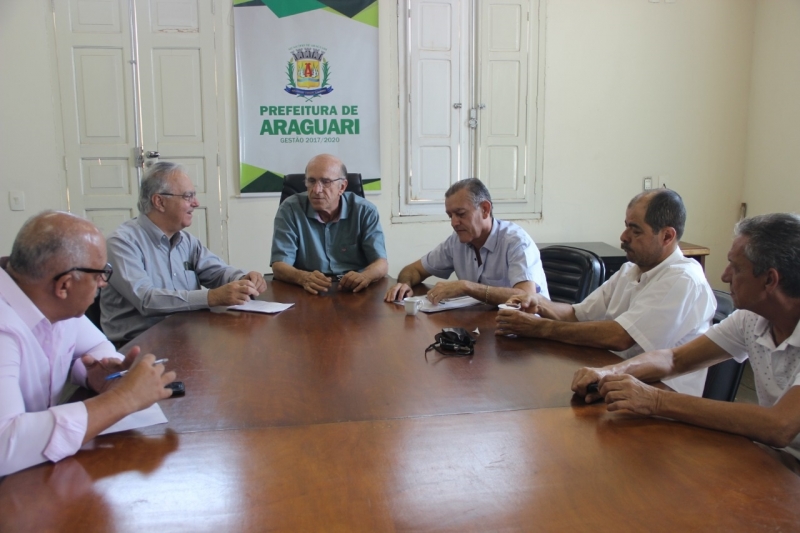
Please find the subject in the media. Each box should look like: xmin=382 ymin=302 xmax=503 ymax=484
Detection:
xmin=101 ymin=162 xmax=266 ymax=343
xmin=385 ymin=178 xmax=548 ymax=305
xmin=271 ymin=154 xmax=388 ymax=294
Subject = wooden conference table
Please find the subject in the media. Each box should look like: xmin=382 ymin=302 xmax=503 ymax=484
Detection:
xmin=2 ymin=278 xmax=800 ymax=531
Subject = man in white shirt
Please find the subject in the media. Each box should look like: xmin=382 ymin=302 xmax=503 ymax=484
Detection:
xmin=0 ymin=211 xmax=176 ymax=476
xmin=573 ymin=213 xmax=800 ymax=471
xmin=496 ymin=189 xmax=715 ymax=395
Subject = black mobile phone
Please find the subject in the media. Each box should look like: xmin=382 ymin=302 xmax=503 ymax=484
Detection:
xmin=165 ymin=381 xmax=185 ymax=396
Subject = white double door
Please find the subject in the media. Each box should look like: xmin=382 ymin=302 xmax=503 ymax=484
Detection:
xmin=52 ymin=0 xmax=226 ymax=255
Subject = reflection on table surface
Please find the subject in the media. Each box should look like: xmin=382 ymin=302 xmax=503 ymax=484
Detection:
xmin=2 ymin=278 xmax=799 ymax=532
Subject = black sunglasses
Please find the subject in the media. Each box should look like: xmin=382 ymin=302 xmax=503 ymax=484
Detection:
xmin=53 ymin=263 xmax=114 ymax=282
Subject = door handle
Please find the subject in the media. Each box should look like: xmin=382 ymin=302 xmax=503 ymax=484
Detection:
xmin=143 ymin=151 xmax=160 ymax=169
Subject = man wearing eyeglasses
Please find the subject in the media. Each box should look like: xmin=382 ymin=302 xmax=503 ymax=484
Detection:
xmin=271 ymin=153 xmax=388 ymax=294
xmin=0 ymin=211 xmax=176 ymax=475
xmin=101 ymin=162 xmax=267 ymax=344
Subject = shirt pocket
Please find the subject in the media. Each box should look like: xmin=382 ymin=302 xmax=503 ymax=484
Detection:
xmin=332 ymin=241 xmax=362 ymax=268
xmin=182 ymin=270 xmax=200 ymax=289
xmin=480 ymin=274 xmax=508 ymax=288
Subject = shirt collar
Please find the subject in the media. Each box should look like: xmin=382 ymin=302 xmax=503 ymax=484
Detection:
xmin=754 ymin=313 xmax=800 ymax=351
xmin=633 ymin=247 xmax=684 ymax=283
xmin=462 ymin=218 xmax=498 ymax=253
xmin=0 ymin=265 xmax=48 ymax=331
xmin=482 ymin=218 xmax=499 ymax=252
xmin=138 ymin=214 xmax=183 ymax=248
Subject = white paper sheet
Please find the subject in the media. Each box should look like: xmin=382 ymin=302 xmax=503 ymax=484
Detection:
xmin=395 ymin=296 xmax=483 ymax=313
xmin=228 ymin=300 xmax=295 ymax=314
xmin=99 ymin=403 xmax=168 ymax=435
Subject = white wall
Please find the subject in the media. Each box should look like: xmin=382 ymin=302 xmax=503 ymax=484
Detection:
xmin=742 ymin=0 xmax=800 ymax=218
xmin=222 ymin=0 xmax=755 ymax=289
xmin=0 ymin=0 xmax=66 ymax=254
xmin=0 ymin=0 xmax=766 ymax=292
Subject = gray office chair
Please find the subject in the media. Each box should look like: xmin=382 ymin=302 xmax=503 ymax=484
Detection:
xmin=540 ymin=246 xmax=605 ymax=304
xmin=279 ymin=173 xmax=365 ymax=204
xmin=702 ymin=289 xmax=746 ymax=402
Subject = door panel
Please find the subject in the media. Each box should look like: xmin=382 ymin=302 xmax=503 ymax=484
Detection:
xmin=152 ymin=50 xmax=204 ymax=140
xmin=406 ymin=0 xmax=467 ymax=213
xmin=74 ymin=50 xmax=129 ymax=142
xmin=69 ymin=0 xmax=122 ymax=33
xmin=478 ymin=0 xmax=528 ymax=202
xmin=137 ymin=0 xmax=224 ymax=254
xmin=54 ymin=0 xmax=225 ymax=252
xmin=54 ymin=0 xmax=138 ymax=237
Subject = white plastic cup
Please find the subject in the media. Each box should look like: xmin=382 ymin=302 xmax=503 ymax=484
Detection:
xmin=404 ymin=296 xmax=425 ymax=316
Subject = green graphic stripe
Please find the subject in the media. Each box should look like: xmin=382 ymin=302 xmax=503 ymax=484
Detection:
xmin=240 ymin=162 xmax=270 ymax=188
xmin=352 ymin=2 xmax=378 ymax=27
xmin=363 ymin=179 xmax=381 ymax=191
xmin=241 ymin=169 xmax=286 ymax=194
xmin=234 ymin=0 xmax=325 ymax=17
xmin=234 ymin=0 xmax=378 ymax=26
xmin=321 ymin=7 xmax=347 ymax=18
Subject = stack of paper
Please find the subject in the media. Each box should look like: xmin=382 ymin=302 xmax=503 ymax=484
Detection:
xmin=228 ymin=301 xmax=295 ymax=314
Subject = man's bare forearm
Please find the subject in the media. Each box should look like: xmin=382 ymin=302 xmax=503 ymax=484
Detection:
xmin=362 ymin=258 xmax=388 ymax=284
xmin=601 ymin=348 xmax=679 ymax=382
xmin=531 ymin=319 xmax=636 ymax=351
xmin=609 ymin=337 xmax=732 ymax=383
xmin=537 ymin=299 xmax=579 ymax=322
xmin=272 ymin=261 xmax=306 ymax=286
xmin=397 ymin=264 xmax=425 ymax=287
xmin=461 ymin=282 xmax=527 ymax=306
xmin=652 ymin=387 xmax=800 ymax=449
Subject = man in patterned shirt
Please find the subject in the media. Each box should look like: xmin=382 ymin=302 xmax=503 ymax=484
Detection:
xmin=572 ymin=213 xmax=800 ymax=472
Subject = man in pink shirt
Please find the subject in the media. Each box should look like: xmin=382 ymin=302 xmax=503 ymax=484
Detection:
xmin=0 ymin=211 xmax=176 ymax=476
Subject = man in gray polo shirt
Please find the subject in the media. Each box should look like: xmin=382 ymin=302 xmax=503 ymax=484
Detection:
xmin=384 ymin=178 xmax=548 ymax=305
xmin=270 ymin=154 xmax=388 ymax=295
xmin=101 ymin=162 xmax=266 ymax=344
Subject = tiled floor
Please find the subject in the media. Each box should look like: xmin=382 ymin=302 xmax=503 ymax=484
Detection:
xmin=734 ymin=360 xmax=758 ymax=404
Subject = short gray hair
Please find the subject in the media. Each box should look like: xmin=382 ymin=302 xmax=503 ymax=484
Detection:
xmin=734 ymin=213 xmax=800 ymax=298
xmin=8 ymin=210 xmax=94 ymax=280
xmin=138 ymin=161 xmax=186 ymax=214
xmin=445 ymin=178 xmax=493 ymax=212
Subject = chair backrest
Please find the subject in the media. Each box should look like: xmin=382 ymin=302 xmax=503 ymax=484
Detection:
xmin=540 ymin=245 xmax=605 ymax=304
xmin=702 ymin=289 xmax=746 ymax=402
xmin=85 ymin=293 xmax=102 ymax=332
xmin=279 ymin=173 xmax=365 ymax=204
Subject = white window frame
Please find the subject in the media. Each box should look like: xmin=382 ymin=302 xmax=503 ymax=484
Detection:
xmin=394 ymin=0 xmax=547 ymax=223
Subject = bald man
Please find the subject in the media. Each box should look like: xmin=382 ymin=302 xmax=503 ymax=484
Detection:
xmin=0 ymin=211 xmax=176 ymax=476
xmin=271 ymin=154 xmax=388 ymax=294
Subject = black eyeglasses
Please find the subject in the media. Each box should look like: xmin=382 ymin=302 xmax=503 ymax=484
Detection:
xmin=53 ymin=263 xmax=114 ymax=282
xmin=159 ymin=191 xmax=197 ymax=202
xmin=305 ymin=177 xmax=344 ymax=189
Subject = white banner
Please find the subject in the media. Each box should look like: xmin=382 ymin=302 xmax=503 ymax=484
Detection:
xmin=233 ymin=1 xmax=380 ymax=194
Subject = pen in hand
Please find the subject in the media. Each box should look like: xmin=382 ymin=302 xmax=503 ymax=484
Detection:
xmin=105 ymin=358 xmax=169 ymax=380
